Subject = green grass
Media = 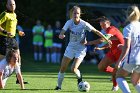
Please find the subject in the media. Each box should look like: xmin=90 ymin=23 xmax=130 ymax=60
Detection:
xmin=0 ymin=54 xmax=136 ymax=93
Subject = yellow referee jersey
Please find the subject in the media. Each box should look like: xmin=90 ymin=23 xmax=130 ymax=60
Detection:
xmin=0 ymin=11 xmax=17 ymax=37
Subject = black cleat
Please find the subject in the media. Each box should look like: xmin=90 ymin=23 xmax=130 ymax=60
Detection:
xmin=16 ymin=81 xmax=29 ymax=84
xmin=77 ymin=74 xmax=83 ymax=84
xmin=54 ymin=86 xmax=61 ymax=90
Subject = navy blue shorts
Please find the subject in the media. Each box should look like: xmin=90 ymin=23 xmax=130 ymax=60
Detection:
xmin=0 ymin=35 xmax=19 ymax=55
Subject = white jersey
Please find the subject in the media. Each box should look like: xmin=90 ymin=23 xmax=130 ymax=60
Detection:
xmin=0 ymin=59 xmax=21 ymax=79
xmin=62 ymin=19 xmax=95 ymax=50
xmin=123 ymin=21 xmax=140 ymax=65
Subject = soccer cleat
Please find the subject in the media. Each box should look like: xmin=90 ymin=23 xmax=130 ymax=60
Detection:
xmin=77 ymin=74 xmax=83 ymax=84
xmin=16 ymin=80 xmax=29 ymax=84
xmin=111 ymin=86 xmax=119 ymax=91
xmin=54 ymin=86 xmax=61 ymax=90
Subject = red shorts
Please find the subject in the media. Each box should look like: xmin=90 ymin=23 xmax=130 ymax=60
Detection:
xmin=106 ymin=48 xmax=121 ymax=63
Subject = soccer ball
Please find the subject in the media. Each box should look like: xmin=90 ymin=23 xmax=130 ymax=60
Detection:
xmin=78 ymin=81 xmax=90 ymax=92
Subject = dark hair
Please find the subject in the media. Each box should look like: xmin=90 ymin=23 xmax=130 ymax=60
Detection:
xmin=6 ymin=49 xmax=18 ymax=63
xmin=98 ymin=16 xmax=110 ymax=22
xmin=87 ymin=16 xmax=110 ymax=24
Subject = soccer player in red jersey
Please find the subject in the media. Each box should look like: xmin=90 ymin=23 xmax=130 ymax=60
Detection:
xmin=87 ymin=16 xmax=124 ymax=91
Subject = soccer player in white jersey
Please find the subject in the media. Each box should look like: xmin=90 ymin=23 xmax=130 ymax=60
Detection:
xmin=54 ymin=5 xmax=111 ymax=90
xmin=116 ymin=5 xmax=140 ymax=93
xmin=0 ymin=49 xmax=25 ymax=89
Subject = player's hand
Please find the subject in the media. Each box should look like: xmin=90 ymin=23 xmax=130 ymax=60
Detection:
xmin=80 ymin=38 xmax=87 ymax=45
xmin=19 ymin=31 xmax=25 ymax=36
xmin=115 ymin=61 xmax=121 ymax=69
xmin=107 ymin=40 xmax=112 ymax=48
xmin=86 ymin=41 xmax=93 ymax=45
xmin=94 ymin=47 xmax=101 ymax=51
xmin=7 ymin=32 xmax=13 ymax=37
xmin=59 ymin=34 xmax=65 ymax=39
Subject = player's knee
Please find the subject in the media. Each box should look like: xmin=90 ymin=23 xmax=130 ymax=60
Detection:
xmin=98 ymin=64 xmax=104 ymax=71
xmin=71 ymin=67 xmax=76 ymax=73
xmin=131 ymin=79 xmax=138 ymax=86
xmin=60 ymin=66 xmax=67 ymax=72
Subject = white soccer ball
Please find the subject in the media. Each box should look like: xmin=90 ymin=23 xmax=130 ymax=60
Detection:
xmin=78 ymin=81 xmax=90 ymax=92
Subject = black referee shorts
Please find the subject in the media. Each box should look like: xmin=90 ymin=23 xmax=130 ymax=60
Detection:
xmin=0 ymin=35 xmax=19 ymax=55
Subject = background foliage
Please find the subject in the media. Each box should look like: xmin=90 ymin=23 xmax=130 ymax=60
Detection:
xmin=0 ymin=0 xmax=139 ymax=28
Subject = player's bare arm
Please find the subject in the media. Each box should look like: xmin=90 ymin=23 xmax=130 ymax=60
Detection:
xmin=87 ymin=38 xmax=104 ymax=45
xmin=59 ymin=29 xmax=66 ymax=39
xmin=91 ymin=29 xmax=112 ymax=46
xmin=17 ymin=73 xmax=25 ymax=89
xmin=0 ymin=26 xmax=12 ymax=36
xmin=115 ymin=39 xmax=131 ymax=69
xmin=0 ymin=72 xmax=4 ymax=89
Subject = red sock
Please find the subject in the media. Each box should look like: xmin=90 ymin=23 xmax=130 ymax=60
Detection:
xmin=104 ymin=66 xmax=117 ymax=86
xmin=104 ymin=66 xmax=114 ymax=73
xmin=112 ymin=77 xmax=117 ymax=87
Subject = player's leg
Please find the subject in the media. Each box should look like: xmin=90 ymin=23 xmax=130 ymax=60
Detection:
xmin=71 ymin=58 xmax=83 ymax=84
xmin=52 ymin=43 xmax=57 ymax=63
xmin=56 ymin=43 xmax=62 ymax=63
xmin=55 ymin=46 xmax=75 ymax=90
xmin=2 ymin=78 xmax=8 ymax=88
xmin=38 ymin=42 xmax=43 ymax=61
xmin=71 ymin=49 xmax=86 ymax=84
xmin=131 ymin=70 xmax=140 ymax=92
xmin=15 ymin=49 xmax=28 ymax=84
xmin=116 ymin=68 xmax=131 ymax=93
xmin=0 ymin=36 xmax=7 ymax=61
xmin=55 ymin=56 xmax=71 ymax=90
xmin=33 ymin=42 xmax=38 ymax=61
xmin=98 ymin=55 xmax=114 ymax=72
xmin=98 ymin=55 xmax=118 ymax=91
xmin=45 ymin=47 xmax=50 ymax=63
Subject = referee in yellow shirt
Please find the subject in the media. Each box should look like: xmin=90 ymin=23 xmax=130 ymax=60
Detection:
xmin=0 ymin=0 xmax=28 ymax=84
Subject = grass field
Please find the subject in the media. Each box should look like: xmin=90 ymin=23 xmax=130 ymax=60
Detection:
xmin=0 ymin=53 xmax=136 ymax=93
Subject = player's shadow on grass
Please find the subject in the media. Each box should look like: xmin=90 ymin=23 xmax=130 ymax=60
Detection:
xmin=4 ymin=88 xmax=55 ymax=90
xmin=3 ymin=89 xmax=78 ymax=92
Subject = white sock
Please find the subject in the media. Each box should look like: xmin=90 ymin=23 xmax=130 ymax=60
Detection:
xmin=135 ymin=83 xmax=140 ymax=93
xmin=75 ymin=69 xmax=81 ymax=79
xmin=34 ymin=52 xmax=38 ymax=61
xmin=46 ymin=53 xmax=50 ymax=63
xmin=57 ymin=72 xmax=64 ymax=88
xmin=39 ymin=53 xmax=42 ymax=61
xmin=116 ymin=78 xmax=131 ymax=93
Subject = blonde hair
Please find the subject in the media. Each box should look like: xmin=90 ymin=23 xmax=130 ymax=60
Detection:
xmin=69 ymin=6 xmax=81 ymax=19
xmin=126 ymin=5 xmax=140 ymax=22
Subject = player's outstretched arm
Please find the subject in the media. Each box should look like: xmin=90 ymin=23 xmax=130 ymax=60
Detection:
xmin=59 ymin=29 xmax=66 ymax=39
xmin=87 ymin=38 xmax=103 ymax=45
xmin=0 ymin=72 xmax=4 ymax=89
xmin=91 ymin=29 xmax=112 ymax=47
xmin=17 ymin=73 xmax=25 ymax=89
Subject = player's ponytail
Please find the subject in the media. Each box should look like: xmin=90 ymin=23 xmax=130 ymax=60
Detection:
xmin=126 ymin=5 xmax=140 ymax=22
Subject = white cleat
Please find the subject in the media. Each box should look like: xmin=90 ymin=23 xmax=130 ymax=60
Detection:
xmin=112 ymin=86 xmax=119 ymax=91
